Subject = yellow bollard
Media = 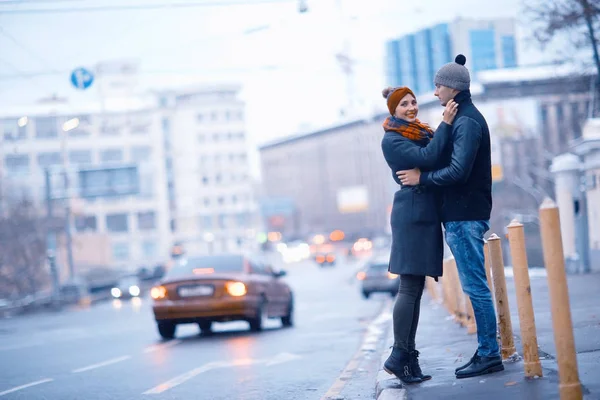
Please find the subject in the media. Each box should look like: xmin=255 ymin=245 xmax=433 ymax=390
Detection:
xmin=465 ymin=295 xmax=477 ymax=335
xmin=539 ymin=199 xmax=583 ymax=400
xmin=507 ymin=219 xmax=543 ymax=378
xmin=488 ymin=233 xmax=518 ymax=359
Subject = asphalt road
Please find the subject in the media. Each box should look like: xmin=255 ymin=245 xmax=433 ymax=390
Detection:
xmin=0 ymin=256 xmax=390 ymax=400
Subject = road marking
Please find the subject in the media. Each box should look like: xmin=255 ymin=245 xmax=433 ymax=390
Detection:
xmin=320 ymin=298 xmax=392 ymax=400
xmin=0 ymin=378 xmax=53 ymax=397
xmin=143 ymin=362 xmax=226 ymax=395
xmin=71 ymin=355 xmax=131 ymax=373
xmin=143 ymin=340 xmax=182 ymax=353
xmin=143 ymin=352 xmax=303 ymax=395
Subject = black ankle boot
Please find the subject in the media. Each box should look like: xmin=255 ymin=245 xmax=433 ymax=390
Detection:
xmin=410 ymin=350 xmax=432 ymax=381
xmin=383 ymin=347 xmax=423 ymax=384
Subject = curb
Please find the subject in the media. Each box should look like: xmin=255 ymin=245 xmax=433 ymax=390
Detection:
xmin=374 ymin=333 xmax=407 ymax=400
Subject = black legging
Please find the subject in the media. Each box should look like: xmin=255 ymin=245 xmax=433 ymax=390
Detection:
xmin=393 ymin=274 xmax=426 ymax=351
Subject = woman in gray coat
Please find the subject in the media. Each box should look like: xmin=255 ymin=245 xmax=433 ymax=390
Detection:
xmin=380 ymin=86 xmax=458 ymax=384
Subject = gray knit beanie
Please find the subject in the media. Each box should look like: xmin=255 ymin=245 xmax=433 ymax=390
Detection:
xmin=434 ymin=54 xmax=470 ymax=91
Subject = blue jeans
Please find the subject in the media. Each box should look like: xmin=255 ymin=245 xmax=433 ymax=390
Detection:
xmin=444 ymin=220 xmax=500 ymax=357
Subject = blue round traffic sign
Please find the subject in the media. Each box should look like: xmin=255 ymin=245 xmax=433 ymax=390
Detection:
xmin=70 ymin=67 xmax=94 ymax=90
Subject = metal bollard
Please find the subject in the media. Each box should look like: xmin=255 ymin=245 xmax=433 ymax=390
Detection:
xmin=488 ymin=234 xmax=518 ymax=359
xmin=507 ymin=220 xmax=543 ymax=378
xmin=539 ymin=199 xmax=583 ymax=399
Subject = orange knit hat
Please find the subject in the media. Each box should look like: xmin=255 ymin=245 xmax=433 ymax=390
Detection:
xmin=382 ymin=86 xmax=416 ymax=116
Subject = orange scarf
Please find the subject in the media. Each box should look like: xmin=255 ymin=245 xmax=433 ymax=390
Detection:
xmin=383 ymin=116 xmax=434 ymax=141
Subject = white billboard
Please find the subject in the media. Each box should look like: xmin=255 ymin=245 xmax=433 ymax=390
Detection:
xmin=337 ymin=185 xmax=369 ymax=213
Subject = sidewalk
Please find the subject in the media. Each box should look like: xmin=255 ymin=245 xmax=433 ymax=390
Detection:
xmin=375 ymin=271 xmax=600 ymax=400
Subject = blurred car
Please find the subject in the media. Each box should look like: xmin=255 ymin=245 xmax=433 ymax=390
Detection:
xmin=111 ymin=275 xmax=141 ymax=299
xmin=357 ymin=257 xmax=399 ymax=298
xmin=150 ymin=254 xmax=294 ymax=339
xmin=315 ymin=252 xmax=336 ymax=267
xmin=60 ymin=278 xmax=91 ymax=305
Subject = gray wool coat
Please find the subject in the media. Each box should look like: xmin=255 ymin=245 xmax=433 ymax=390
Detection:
xmin=380 ymin=122 xmax=453 ymax=278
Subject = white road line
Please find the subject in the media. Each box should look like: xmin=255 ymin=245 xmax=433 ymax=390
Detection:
xmin=143 ymin=362 xmax=225 ymax=395
xmin=143 ymin=339 xmax=182 ymax=353
xmin=0 ymin=379 xmax=53 ymax=397
xmin=71 ymin=355 xmax=131 ymax=373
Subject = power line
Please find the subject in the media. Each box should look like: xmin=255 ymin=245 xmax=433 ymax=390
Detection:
xmin=0 ymin=0 xmax=294 ymax=14
xmin=0 ymin=26 xmax=60 ymax=73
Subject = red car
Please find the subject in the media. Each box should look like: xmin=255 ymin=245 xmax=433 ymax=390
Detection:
xmin=150 ymin=254 xmax=294 ymax=339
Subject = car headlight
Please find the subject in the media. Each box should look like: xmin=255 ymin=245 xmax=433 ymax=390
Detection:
xmin=129 ymin=285 xmax=140 ymax=297
xmin=150 ymin=286 xmax=167 ymax=300
xmin=111 ymin=288 xmax=122 ymax=298
xmin=387 ymin=272 xmax=398 ymax=280
xmin=225 ymin=282 xmax=247 ymax=297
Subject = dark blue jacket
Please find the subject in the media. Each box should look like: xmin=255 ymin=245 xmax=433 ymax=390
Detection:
xmin=419 ymin=90 xmax=493 ymax=222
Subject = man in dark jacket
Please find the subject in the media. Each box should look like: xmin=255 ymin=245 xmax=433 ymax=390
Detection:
xmin=397 ymin=54 xmax=503 ymax=379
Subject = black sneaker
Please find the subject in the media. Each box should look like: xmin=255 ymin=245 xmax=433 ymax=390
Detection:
xmin=455 ymin=354 xmax=504 ymax=379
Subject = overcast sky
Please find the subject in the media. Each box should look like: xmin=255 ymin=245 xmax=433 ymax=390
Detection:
xmin=0 ymin=0 xmax=549 ymax=148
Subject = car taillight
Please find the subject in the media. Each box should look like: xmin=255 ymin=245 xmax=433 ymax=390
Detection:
xmin=316 ymin=255 xmax=325 ymax=263
xmin=151 ymin=286 xmax=167 ymax=300
xmin=387 ymin=272 xmax=398 ymax=280
xmin=357 ymin=271 xmax=366 ymax=280
xmin=326 ymin=254 xmax=335 ymax=262
xmin=225 ymin=282 xmax=247 ymax=297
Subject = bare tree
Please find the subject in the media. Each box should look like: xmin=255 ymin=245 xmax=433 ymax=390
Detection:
xmin=0 ymin=194 xmax=49 ymax=299
xmin=525 ymin=0 xmax=600 ymax=79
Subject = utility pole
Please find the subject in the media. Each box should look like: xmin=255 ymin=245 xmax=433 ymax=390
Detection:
xmin=45 ymin=168 xmax=61 ymax=307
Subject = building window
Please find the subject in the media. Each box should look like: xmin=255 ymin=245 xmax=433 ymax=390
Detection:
xmin=141 ymin=240 xmax=157 ymax=258
xmin=130 ymin=113 xmax=151 ymax=134
xmin=211 ymin=111 xmax=218 ymax=121
xmin=197 ymin=113 xmax=204 ymax=122
xmin=218 ymin=214 xmax=226 ymax=229
xmin=200 ymin=215 xmax=213 ymax=229
xmin=37 ymin=152 xmax=62 ymax=168
xmin=112 ymin=242 xmax=130 ymax=261
xmin=469 ymin=29 xmax=497 ymax=72
xmin=4 ymin=154 xmax=30 ymax=176
xmin=225 ymin=110 xmax=231 ymax=121
xmin=106 ymin=213 xmax=129 ymax=232
xmin=69 ymin=150 xmax=92 ymax=166
xmin=232 ymin=195 xmax=238 ymax=204
xmin=137 ymin=211 xmax=156 ymax=230
xmin=202 ymin=176 xmax=209 ymax=185
xmin=35 ymin=116 xmax=58 ymax=139
xmin=218 ymin=196 xmax=224 ymax=205
xmin=236 ymin=213 xmax=247 ymax=227
xmin=2 ymin=118 xmax=27 ymax=141
xmin=204 ymin=198 xmax=210 ymax=206
xmin=198 ymin=134 xmax=206 ymax=143
xmin=501 ymin=35 xmax=517 ymax=68
xmin=74 ymin=215 xmax=97 ymax=232
xmin=215 ymin=174 xmax=222 ymax=184
xmin=100 ymin=149 xmax=123 ymax=163
xmin=213 ymin=133 xmax=219 ymax=142
xmin=131 ymin=146 xmax=152 ymax=163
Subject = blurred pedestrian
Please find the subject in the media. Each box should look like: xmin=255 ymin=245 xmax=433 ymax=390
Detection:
xmin=380 ymin=86 xmax=458 ymax=384
xmin=397 ymin=55 xmax=503 ymax=379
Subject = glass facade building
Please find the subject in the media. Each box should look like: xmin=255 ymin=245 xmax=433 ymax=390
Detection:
xmin=385 ymin=19 xmax=517 ymax=95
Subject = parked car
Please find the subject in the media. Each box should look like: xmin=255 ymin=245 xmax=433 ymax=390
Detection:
xmin=357 ymin=257 xmax=399 ymax=298
xmin=150 ymin=254 xmax=294 ymax=339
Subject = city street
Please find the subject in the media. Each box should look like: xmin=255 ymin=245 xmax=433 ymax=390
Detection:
xmin=0 ymin=256 xmax=388 ymax=400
